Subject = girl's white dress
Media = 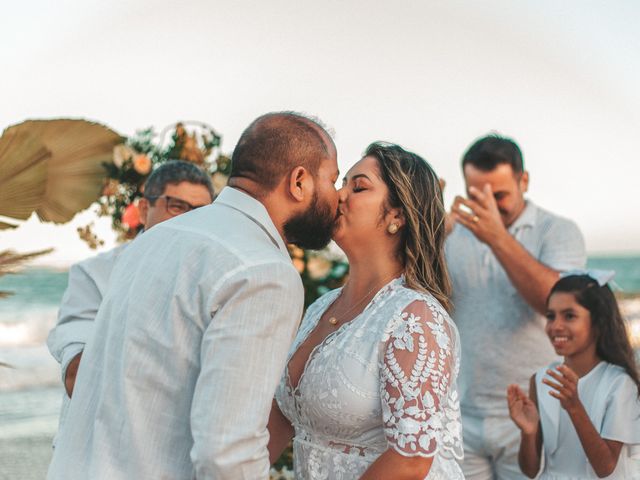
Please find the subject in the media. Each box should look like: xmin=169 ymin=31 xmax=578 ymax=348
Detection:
xmin=536 ymin=360 xmax=640 ymax=479
xmin=274 ymin=277 xmax=464 ymax=479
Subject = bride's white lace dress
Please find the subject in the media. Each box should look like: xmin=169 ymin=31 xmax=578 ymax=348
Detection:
xmin=275 ymin=277 xmax=464 ymax=479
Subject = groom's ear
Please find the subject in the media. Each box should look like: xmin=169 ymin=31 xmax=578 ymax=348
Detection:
xmin=287 ymin=166 xmax=311 ymax=202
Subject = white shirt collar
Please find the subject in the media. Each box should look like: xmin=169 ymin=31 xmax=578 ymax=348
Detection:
xmin=509 ymin=200 xmax=537 ymax=232
xmin=214 ymin=187 xmax=288 ymax=254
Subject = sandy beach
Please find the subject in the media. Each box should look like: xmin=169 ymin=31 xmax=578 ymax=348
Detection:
xmin=0 ymin=435 xmax=54 ymax=480
xmin=0 ymin=386 xmax=61 ymax=480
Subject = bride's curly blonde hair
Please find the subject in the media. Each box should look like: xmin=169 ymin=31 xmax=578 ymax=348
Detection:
xmin=365 ymin=142 xmax=452 ymax=313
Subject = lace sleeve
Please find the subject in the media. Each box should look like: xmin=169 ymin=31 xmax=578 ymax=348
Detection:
xmin=379 ymin=298 xmax=462 ymax=458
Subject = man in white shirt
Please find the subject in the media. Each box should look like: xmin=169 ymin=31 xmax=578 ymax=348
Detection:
xmin=47 ymin=112 xmax=340 ymax=480
xmin=445 ymin=134 xmax=586 ymax=479
xmin=47 ymin=159 xmax=215 ymax=444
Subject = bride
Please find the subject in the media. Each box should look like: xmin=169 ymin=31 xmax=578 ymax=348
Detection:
xmin=268 ymin=142 xmax=464 ymax=479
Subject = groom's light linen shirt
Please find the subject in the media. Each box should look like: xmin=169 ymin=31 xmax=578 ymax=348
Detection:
xmin=47 ymin=187 xmax=304 ymax=480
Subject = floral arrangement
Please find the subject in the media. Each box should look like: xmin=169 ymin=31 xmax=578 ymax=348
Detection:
xmin=79 ymin=122 xmax=230 ymax=245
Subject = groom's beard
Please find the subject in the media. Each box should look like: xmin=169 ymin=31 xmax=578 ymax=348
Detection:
xmin=284 ymin=192 xmax=336 ymax=250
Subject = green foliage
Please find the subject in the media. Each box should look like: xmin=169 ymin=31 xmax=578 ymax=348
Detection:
xmin=272 ymin=445 xmax=294 ymax=473
xmin=294 ymin=248 xmax=349 ymax=308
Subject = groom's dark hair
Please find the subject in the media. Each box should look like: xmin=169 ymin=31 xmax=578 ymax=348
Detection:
xmin=229 ymin=112 xmax=333 ymax=193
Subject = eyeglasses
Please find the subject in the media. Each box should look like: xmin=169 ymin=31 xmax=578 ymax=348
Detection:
xmin=145 ymin=195 xmax=206 ymax=216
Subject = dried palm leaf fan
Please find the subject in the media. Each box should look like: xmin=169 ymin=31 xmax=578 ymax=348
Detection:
xmin=0 ymin=128 xmax=50 ymax=228
xmin=2 ymin=119 xmax=123 ymax=223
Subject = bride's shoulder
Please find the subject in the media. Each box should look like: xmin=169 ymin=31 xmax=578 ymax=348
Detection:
xmin=391 ymin=284 xmax=451 ymax=320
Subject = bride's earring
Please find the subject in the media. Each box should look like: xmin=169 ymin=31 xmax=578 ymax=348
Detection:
xmin=387 ymin=223 xmax=399 ymax=234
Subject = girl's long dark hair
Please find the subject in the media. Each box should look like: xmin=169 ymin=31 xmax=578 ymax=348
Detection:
xmin=549 ymin=275 xmax=640 ymax=395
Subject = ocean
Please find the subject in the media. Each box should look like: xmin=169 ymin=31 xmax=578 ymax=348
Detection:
xmin=0 ymin=270 xmax=67 ymax=479
xmin=1 ymin=257 xmax=639 ymax=479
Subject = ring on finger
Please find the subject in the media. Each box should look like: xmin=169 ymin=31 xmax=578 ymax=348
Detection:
xmin=472 ymin=215 xmax=480 ymax=223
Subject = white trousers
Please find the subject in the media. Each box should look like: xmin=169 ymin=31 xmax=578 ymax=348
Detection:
xmin=461 ymin=411 xmax=531 ymax=480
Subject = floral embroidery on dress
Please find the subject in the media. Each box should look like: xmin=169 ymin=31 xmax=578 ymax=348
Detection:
xmin=380 ymin=298 xmax=461 ymax=458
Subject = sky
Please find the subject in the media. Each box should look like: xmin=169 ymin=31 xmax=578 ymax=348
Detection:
xmin=1 ymin=0 xmax=639 ymax=266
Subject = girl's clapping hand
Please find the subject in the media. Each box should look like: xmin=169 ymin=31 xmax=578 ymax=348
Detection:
xmin=543 ymin=364 xmax=582 ymax=413
xmin=507 ymin=384 xmax=539 ymax=435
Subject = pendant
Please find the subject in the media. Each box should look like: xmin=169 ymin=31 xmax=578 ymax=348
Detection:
xmin=328 ymin=317 xmax=338 ymax=325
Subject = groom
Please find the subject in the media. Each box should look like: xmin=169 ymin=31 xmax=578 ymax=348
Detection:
xmin=47 ymin=112 xmax=340 ymax=480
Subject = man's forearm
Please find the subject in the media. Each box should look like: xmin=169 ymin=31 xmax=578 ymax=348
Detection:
xmin=64 ymin=352 xmax=83 ymax=397
xmin=490 ymin=232 xmax=559 ymax=314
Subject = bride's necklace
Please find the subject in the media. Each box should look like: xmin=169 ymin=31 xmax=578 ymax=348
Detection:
xmin=327 ymin=272 xmax=401 ymax=326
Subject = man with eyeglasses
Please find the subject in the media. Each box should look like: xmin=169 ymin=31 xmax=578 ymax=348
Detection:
xmin=47 ymin=159 xmax=214 ymax=446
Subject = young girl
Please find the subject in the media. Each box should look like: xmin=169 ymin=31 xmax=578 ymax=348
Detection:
xmin=507 ymin=272 xmax=640 ymax=479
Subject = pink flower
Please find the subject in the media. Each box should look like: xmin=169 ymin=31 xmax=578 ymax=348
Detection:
xmin=122 ymin=203 xmax=141 ymax=229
